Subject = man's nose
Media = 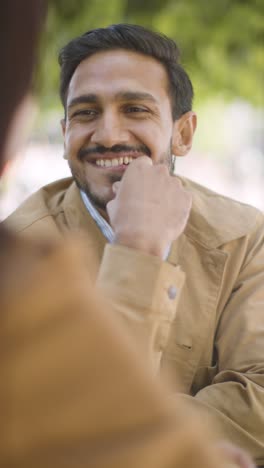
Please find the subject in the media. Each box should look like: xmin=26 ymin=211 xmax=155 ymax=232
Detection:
xmin=90 ymin=112 xmax=128 ymax=147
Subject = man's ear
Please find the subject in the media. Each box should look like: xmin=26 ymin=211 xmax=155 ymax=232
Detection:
xmin=172 ymin=111 xmax=197 ymax=157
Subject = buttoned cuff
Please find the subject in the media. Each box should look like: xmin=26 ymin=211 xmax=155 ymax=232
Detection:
xmin=97 ymin=243 xmax=185 ymax=351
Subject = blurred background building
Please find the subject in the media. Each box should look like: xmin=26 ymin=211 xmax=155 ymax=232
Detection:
xmin=0 ymin=0 xmax=263 ymax=219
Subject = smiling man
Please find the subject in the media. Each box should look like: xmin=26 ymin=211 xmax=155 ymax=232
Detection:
xmin=62 ymin=46 xmax=194 ymax=216
xmin=5 ymin=24 xmax=264 ymax=466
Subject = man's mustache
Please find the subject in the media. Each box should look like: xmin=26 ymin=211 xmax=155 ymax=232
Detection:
xmin=78 ymin=144 xmax=151 ymax=161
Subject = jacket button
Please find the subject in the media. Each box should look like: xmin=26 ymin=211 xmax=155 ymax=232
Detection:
xmin=168 ymin=285 xmax=177 ymax=300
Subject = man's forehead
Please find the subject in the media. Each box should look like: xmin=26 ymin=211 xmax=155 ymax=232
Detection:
xmin=67 ymin=49 xmax=170 ymax=103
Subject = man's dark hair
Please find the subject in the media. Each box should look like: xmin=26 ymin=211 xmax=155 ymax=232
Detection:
xmin=58 ymin=24 xmax=194 ymax=120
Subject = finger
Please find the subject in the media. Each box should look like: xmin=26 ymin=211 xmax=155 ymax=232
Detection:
xmin=132 ymin=155 xmax=153 ymax=167
xmin=217 ymin=441 xmax=256 ymax=468
xmin=106 ymin=199 xmax=114 ymax=216
xmin=112 ymin=181 xmax=121 ymax=194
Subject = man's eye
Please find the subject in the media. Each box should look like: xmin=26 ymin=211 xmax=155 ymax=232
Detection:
xmin=72 ymin=109 xmax=97 ymax=118
xmin=126 ymin=106 xmax=148 ymax=113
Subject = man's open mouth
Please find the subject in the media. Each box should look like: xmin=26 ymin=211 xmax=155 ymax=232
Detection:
xmin=95 ymin=156 xmax=133 ymax=167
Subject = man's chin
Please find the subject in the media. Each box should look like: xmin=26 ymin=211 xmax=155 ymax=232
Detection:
xmin=83 ymin=186 xmax=114 ymax=212
xmin=85 ymin=190 xmax=110 ymax=211
xmin=72 ymin=170 xmax=121 ymax=211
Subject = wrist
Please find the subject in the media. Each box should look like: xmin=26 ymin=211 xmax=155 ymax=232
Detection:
xmin=114 ymin=231 xmax=165 ymax=258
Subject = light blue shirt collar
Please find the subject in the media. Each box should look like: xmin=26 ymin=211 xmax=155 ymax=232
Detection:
xmin=80 ymin=189 xmax=170 ymax=259
xmin=80 ymin=190 xmax=115 ymax=243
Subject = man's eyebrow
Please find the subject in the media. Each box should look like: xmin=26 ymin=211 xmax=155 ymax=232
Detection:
xmin=67 ymin=94 xmax=98 ymax=109
xmin=67 ymin=91 xmax=158 ymax=110
xmin=116 ymin=91 xmax=157 ymax=103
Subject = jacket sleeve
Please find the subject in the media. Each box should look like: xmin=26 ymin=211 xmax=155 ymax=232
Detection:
xmin=97 ymin=215 xmax=264 ymax=465
xmin=97 ymin=243 xmax=185 ymax=372
xmin=179 ymin=213 xmax=264 ymax=466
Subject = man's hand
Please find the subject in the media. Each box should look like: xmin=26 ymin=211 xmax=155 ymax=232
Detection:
xmin=217 ymin=441 xmax=256 ymax=468
xmin=107 ymin=156 xmax=192 ymax=258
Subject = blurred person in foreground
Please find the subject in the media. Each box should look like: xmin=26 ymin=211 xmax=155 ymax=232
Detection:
xmin=0 ymin=3 xmax=257 ymax=468
xmin=5 ymin=23 xmax=264 ymax=465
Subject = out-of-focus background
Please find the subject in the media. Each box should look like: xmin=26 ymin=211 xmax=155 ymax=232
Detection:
xmin=1 ymin=0 xmax=263 ymax=220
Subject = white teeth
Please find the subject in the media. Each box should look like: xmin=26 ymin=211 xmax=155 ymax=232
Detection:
xmin=95 ymin=156 xmax=134 ymax=167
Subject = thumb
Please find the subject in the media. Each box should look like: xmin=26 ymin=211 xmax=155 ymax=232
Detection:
xmin=133 ymin=155 xmax=153 ymax=167
xmin=112 ymin=181 xmax=121 ymax=194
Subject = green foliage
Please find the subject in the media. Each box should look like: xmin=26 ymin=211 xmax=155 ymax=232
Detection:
xmin=38 ymin=0 xmax=264 ymax=110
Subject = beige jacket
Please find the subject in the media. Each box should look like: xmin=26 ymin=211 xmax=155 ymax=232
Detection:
xmin=5 ymin=176 xmax=264 ymax=465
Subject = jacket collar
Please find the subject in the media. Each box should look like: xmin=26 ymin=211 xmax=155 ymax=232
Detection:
xmin=63 ymin=177 xmax=259 ymax=250
xmin=179 ymin=176 xmax=259 ymax=248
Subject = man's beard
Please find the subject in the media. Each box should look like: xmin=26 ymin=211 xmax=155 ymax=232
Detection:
xmin=68 ymin=141 xmax=174 ymax=212
xmin=74 ymin=169 xmax=122 ymax=211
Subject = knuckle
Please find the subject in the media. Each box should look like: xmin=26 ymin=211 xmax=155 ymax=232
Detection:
xmin=185 ymin=191 xmax=192 ymax=205
xmin=173 ymin=176 xmax=182 ymax=187
xmin=156 ymin=164 xmax=168 ymax=175
xmin=176 ymin=178 xmax=183 ymax=188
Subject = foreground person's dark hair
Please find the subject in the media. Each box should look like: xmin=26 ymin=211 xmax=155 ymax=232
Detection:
xmin=0 ymin=1 xmax=46 ymax=169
